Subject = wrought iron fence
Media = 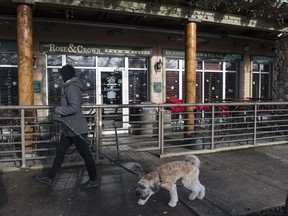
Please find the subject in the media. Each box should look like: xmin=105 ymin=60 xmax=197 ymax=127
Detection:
xmin=1 ymin=101 xmax=288 ymax=170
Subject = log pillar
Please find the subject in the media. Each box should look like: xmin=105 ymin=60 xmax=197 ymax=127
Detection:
xmin=185 ymin=20 xmax=197 ymax=134
xmin=14 ymin=0 xmax=35 ymax=152
xmin=15 ymin=0 xmax=34 ymax=105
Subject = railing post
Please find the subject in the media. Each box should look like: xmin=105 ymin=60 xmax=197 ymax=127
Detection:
xmin=20 ymin=108 xmax=26 ymax=168
xmin=253 ymin=105 xmax=257 ymax=145
xmin=95 ymin=107 xmax=102 ymax=161
xmin=211 ymin=105 xmax=215 ymax=149
xmin=158 ymin=106 xmax=164 ymax=155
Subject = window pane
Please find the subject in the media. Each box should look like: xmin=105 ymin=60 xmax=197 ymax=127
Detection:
xmin=262 ymin=64 xmax=270 ymax=72
xmin=75 ymin=69 xmax=96 ymax=104
xmin=47 ymin=55 xmax=62 ymax=66
xmin=129 ymin=70 xmax=147 ymax=104
xmin=196 ymin=61 xmax=202 ymax=70
xmin=0 ymin=68 xmax=18 ymax=105
xmin=204 ymin=72 xmax=223 ymax=102
xmin=166 ymin=71 xmax=179 ymax=99
xmin=165 ymin=59 xmax=178 ymax=69
xmin=252 ymin=74 xmax=259 ymax=98
xmin=204 ymin=61 xmax=221 ymax=70
xmin=47 ymin=68 xmax=62 ymax=105
xmin=226 ymin=72 xmax=236 ymax=99
xmin=0 ymin=53 xmax=18 ymax=65
xmin=225 ymin=62 xmax=236 ymax=71
xmin=67 ymin=55 xmax=96 ymax=67
xmin=196 ymin=72 xmax=202 ymax=103
xmin=252 ymin=63 xmax=259 ymax=72
xmin=261 ymin=74 xmax=270 ymax=98
xmin=98 ymin=57 xmax=124 ymax=67
xmin=128 ymin=58 xmax=147 ymax=68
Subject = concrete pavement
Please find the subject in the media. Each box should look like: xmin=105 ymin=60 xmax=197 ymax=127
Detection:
xmin=0 ymin=144 xmax=288 ymax=216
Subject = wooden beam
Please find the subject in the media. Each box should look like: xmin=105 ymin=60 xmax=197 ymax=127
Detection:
xmin=34 ymin=0 xmax=288 ymax=32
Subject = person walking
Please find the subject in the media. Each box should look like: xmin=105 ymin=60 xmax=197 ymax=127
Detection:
xmin=35 ymin=64 xmax=99 ymax=189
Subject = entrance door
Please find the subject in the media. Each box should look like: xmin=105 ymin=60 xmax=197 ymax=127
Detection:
xmin=97 ymin=68 xmax=129 ymax=129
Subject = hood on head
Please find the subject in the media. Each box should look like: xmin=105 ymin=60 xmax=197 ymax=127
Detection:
xmin=60 ymin=65 xmax=75 ymax=82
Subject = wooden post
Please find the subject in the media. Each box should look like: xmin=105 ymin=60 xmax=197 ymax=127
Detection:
xmin=15 ymin=0 xmax=35 ymax=152
xmin=185 ymin=20 xmax=197 ymax=134
xmin=16 ymin=1 xmax=34 ymax=105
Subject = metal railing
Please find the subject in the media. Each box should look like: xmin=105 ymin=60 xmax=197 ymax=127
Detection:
xmin=1 ymin=101 xmax=288 ymax=170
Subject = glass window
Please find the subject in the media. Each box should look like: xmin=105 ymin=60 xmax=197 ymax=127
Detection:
xmin=226 ymin=72 xmax=236 ymax=99
xmin=128 ymin=58 xmax=147 ymax=68
xmin=196 ymin=72 xmax=202 ymax=103
xmin=129 ymin=70 xmax=147 ymax=104
xmin=75 ymin=69 xmax=96 ymax=104
xmin=252 ymin=62 xmax=272 ymax=98
xmin=166 ymin=58 xmax=238 ymax=103
xmin=0 ymin=53 xmax=18 ymax=65
xmin=204 ymin=72 xmax=223 ymax=102
xmin=196 ymin=61 xmax=202 ymax=70
xmin=204 ymin=61 xmax=222 ymax=70
xmin=261 ymin=74 xmax=270 ymax=98
xmin=252 ymin=73 xmax=259 ymax=98
xmin=47 ymin=68 xmax=62 ymax=105
xmin=166 ymin=71 xmax=179 ymax=99
xmin=67 ymin=55 xmax=96 ymax=67
xmin=166 ymin=59 xmax=179 ymax=69
xmin=225 ymin=62 xmax=236 ymax=71
xmin=252 ymin=63 xmax=259 ymax=72
xmin=47 ymin=55 xmax=62 ymax=66
xmin=262 ymin=64 xmax=270 ymax=72
xmin=0 ymin=67 xmax=18 ymax=105
xmin=98 ymin=57 xmax=124 ymax=67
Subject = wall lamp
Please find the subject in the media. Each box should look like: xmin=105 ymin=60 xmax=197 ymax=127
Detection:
xmin=154 ymin=59 xmax=163 ymax=73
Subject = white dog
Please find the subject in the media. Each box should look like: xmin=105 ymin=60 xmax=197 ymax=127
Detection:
xmin=136 ymin=155 xmax=205 ymax=207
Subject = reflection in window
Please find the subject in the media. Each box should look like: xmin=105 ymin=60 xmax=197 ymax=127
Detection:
xmin=75 ymin=69 xmax=96 ymax=104
xmin=47 ymin=55 xmax=62 ymax=66
xmin=67 ymin=55 xmax=96 ymax=67
xmin=166 ymin=59 xmax=179 ymax=69
xmin=128 ymin=58 xmax=147 ymax=68
xmin=98 ymin=57 xmax=124 ymax=67
xmin=225 ymin=62 xmax=236 ymax=71
xmin=196 ymin=61 xmax=202 ymax=70
xmin=0 ymin=53 xmax=18 ymax=65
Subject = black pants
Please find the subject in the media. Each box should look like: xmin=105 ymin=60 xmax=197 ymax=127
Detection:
xmin=47 ymin=134 xmax=97 ymax=180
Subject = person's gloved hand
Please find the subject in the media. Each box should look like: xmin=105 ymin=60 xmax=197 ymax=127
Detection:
xmin=53 ymin=106 xmax=59 ymax=114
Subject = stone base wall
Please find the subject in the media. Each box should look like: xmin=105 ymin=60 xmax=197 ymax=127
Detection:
xmin=273 ymin=38 xmax=288 ymax=101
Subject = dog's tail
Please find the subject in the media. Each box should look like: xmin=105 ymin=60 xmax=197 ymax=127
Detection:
xmin=185 ymin=155 xmax=201 ymax=168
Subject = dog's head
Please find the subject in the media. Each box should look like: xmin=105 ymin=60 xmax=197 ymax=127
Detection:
xmin=136 ymin=172 xmax=161 ymax=201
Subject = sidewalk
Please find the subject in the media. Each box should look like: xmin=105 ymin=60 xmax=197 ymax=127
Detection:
xmin=0 ymin=144 xmax=288 ymax=216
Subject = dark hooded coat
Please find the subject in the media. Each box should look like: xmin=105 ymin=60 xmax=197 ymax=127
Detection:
xmin=54 ymin=77 xmax=88 ymax=136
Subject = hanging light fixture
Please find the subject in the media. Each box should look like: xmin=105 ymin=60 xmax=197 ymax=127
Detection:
xmin=154 ymin=59 xmax=163 ymax=73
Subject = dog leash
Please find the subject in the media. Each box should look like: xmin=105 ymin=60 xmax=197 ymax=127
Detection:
xmin=51 ymin=113 xmax=142 ymax=178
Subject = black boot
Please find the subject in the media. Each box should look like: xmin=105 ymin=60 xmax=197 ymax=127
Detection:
xmin=34 ymin=175 xmax=53 ymax=186
xmin=80 ymin=179 xmax=100 ymax=189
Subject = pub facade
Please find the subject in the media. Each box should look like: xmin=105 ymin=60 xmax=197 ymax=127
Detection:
xmin=0 ymin=0 xmax=281 ymax=117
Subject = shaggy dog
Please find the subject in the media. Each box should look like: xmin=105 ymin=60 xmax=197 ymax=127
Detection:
xmin=136 ymin=155 xmax=205 ymax=207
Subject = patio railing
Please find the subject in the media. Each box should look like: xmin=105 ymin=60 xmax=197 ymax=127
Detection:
xmin=1 ymin=101 xmax=288 ymax=170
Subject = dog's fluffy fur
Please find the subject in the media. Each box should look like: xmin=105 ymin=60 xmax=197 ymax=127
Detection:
xmin=136 ymin=155 xmax=205 ymax=207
